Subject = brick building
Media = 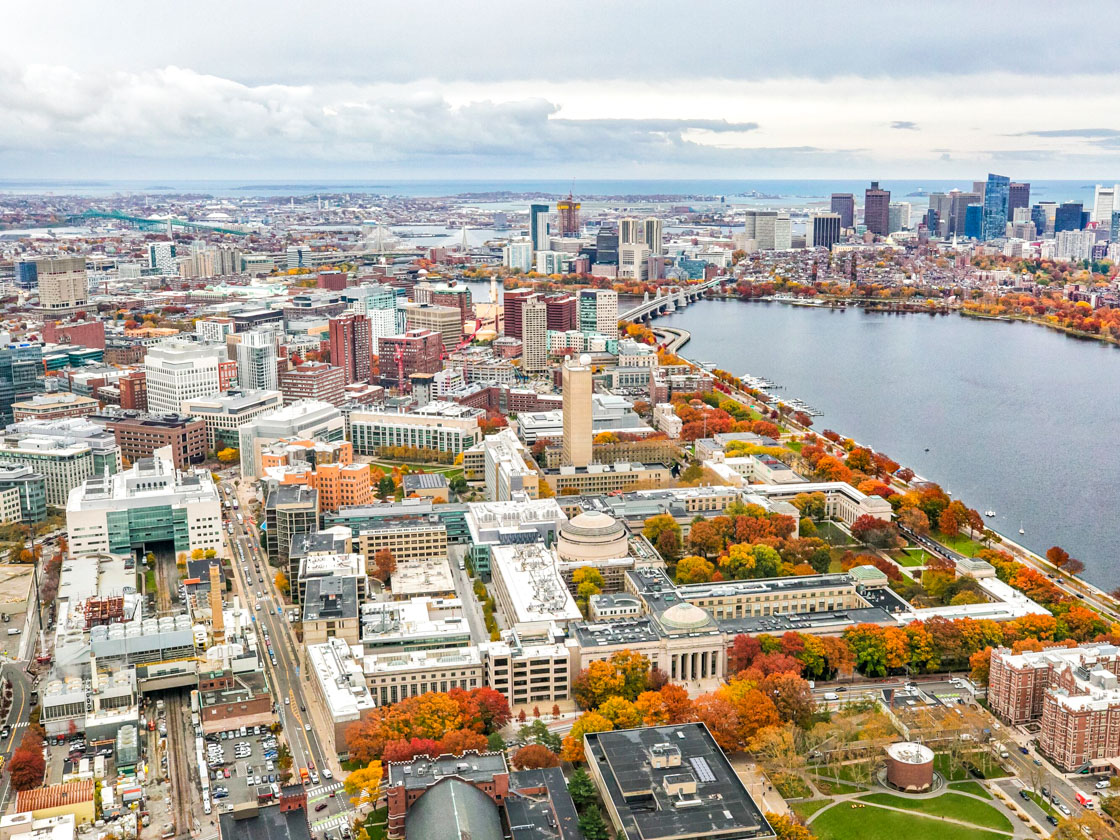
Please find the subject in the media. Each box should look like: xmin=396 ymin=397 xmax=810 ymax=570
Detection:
xmin=378 ymin=330 xmax=443 ymax=388
xmin=42 ymin=319 xmax=106 ymax=349
xmin=279 ymin=362 xmax=346 ymax=405
xmin=502 ymin=288 xmax=535 ymax=339
xmin=544 ymin=294 xmax=578 ymax=331
xmin=118 ymin=370 xmax=148 ymax=411
xmin=989 ymin=643 xmax=1120 ymax=771
xmin=101 ymin=413 xmax=207 ymax=467
xmin=328 ymin=313 xmax=372 ymax=385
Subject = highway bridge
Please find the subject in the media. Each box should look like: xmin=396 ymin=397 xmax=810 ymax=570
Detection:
xmin=619 ymin=277 xmax=723 ymax=322
xmin=66 ymin=209 xmax=249 ymax=236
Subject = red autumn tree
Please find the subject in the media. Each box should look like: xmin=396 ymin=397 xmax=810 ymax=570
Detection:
xmin=512 ymin=744 xmax=561 ymax=769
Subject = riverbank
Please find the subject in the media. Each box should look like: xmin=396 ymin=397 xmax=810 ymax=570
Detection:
xmin=650 ymin=296 xmax=1120 ymax=586
xmin=960 ymin=307 xmax=1120 ymax=347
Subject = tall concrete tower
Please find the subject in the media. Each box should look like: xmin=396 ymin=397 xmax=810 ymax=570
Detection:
xmin=562 ymin=354 xmax=593 ymax=468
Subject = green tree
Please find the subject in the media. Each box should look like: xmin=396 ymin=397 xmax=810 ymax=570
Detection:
xmin=578 ymin=804 xmax=609 ymax=840
xmin=567 ymin=767 xmax=597 ymax=811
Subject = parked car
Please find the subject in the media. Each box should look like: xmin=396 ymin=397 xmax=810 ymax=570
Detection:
xmin=1048 ymin=816 xmax=1060 ymax=826
xmin=1096 ymin=781 xmax=1111 ymax=790
xmin=315 ymin=803 xmax=328 ymax=812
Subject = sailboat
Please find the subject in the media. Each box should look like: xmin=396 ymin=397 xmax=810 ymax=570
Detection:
xmin=1019 ymin=521 xmax=1025 ymax=535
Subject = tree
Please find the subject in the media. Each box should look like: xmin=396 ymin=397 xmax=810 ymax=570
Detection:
xmin=343 ymin=760 xmax=384 ymax=808
xmin=9 ymin=730 xmax=45 ymax=791
xmin=216 ymin=447 xmax=239 ymax=463
xmin=656 ymin=527 xmax=682 ymax=560
xmin=767 ymin=813 xmax=817 ymax=840
xmin=567 ymin=767 xmax=597 ymax=811
xmin=573 ymin=567 xmax=605 ymax=616
xmin=377 ymin=475 xmax=396 ymax=497
xmin=438 ymin=729 xmax=489 ymax=756
xmin=512 ymin=744 xmax=561 ymax=769
xmin=274 ymin=571 xmax=290 ymax=594
xmin=849 ymin=515 xmax=902 ymax=549
xmin=897 ymin=507 xmax=930 ymax=536
xmin=470 ymin=687 xmax=512 ymax=733
xmin=1063 ymin=558 xmax=1085 ymax=576
xmin=759 ymin=672 xmax=815 ymax=728
xmin=578 ymin=805 xmax=609 ymax=840
xmin=597 ymin=697 xmax=642 ymax=729
xmin=371 ymin=549 xmax=396 ymax=584
xmin=1046 ymin=546 xmax=1070 ymax=567
xmin=969 ymin=647 xmax=993 ymax=685
xmin=675 ymin=554 xmax=716 ymax=584
xmin=560 ymin=712 xmax=613 ymax=763
xmin=644 ymin=514 xmax=682 ymax=559
xmin=519 ymin=719 xmax=562 ymax=754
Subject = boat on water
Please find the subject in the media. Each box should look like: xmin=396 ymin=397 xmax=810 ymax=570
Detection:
xmin=985 ymin=510 xmax=996 ymax=517
xmin=1019 ymin=521 xmax=1025 ymax=535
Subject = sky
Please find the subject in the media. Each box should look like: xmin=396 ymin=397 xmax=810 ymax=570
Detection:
xmin=5 ymin=1 xmax=1120 ymax=181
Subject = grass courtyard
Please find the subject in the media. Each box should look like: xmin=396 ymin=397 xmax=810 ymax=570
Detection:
xmin=808 ymin=788 xmax=1014 ymax=840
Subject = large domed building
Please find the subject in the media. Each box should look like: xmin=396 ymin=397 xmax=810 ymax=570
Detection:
xmin=557 ymin=510 xmax=627 ymax=563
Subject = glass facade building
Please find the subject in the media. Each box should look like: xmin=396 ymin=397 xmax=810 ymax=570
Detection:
xmin=981 ymin=173 xmax=1010 ymax=241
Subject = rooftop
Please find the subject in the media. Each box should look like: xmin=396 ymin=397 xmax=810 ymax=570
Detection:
xmin=387 ymin=750 xmax=509 ymax=791
xmin=306 ymin=638 xmax=376 ymax=721
xmin=302 ymin=576 xmax=359 ymax=622
xmin=584 ymin=724 xmax=773 ymax=840
xmin=218 ymin=803 xmax=313 ymax=840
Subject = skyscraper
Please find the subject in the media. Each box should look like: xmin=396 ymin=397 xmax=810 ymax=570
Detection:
xmin=235 ymin=330 xmax=278 ymax=391
xmin=1055 ymin=202 xmax=1085 ymax=233
xmin=981 ymin=173 xmax=1011 ymax=241
xmin=642 ymin=218 xmax=664 ymax=255
xmin=964 ymin=204 xmax=983 ymax=239
xmin=1093 ymin=185 xmax=1117 ymax=224
xmin=863 ymin=182 xmax=891 ymax=235
xmin=35 ymin=256 xmax=88 ymax=316
xmin=830 ymin=194 xmax=855 ymax=229
xmin=619 ymin=218 xmax=641 ymax=246
xmin=595 ymin=227 xmax=619 ymax=265
xmin=578 ymin=289 xmax=618 ymax=336
xmin=807 ymin=213 xmax=841 ymax=249
xmin=521 ymin=300 xmax=548 ymax=373
xmin=1008 ymin=183 xmax=1031 ymax=220
xmin=950 ymin=192 xmax=982 ymax=236
xmin=561 ymin=355 xmax=592 ymax=469
xmin=503 ymin=288 xmax=536 ymax=339
xmin=556 ymin=194 xmax=580 ymax=236
xmin=529 ymin=204 xmax=549 ymax=251
xmin=887 ymin=202 xmax=910 ymax=233
xmin=328 ymin=313 xmax=372 ymax=385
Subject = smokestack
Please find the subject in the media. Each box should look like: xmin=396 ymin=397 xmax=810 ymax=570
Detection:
xmin=90 ymin=651 xmax=101 ymax=714
xmin=209 ymin=563 xmax=224 ymax=644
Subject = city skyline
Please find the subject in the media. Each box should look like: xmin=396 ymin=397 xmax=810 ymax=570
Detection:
xmin=5 ymin=1 xmax=1120 ymax=179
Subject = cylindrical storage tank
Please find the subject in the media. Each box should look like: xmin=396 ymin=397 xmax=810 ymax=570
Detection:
xmin=885 ymin=742 xmax=935 ymax=792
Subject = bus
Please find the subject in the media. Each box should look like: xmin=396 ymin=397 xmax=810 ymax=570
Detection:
xmin=236 ymin=513 xmax=244 ymax=524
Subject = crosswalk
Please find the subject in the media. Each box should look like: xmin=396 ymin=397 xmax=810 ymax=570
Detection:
xmin=311 ymin=811 xmax=352 ymax=832
xmin=307 ymin=781 xmax=344 ymax=800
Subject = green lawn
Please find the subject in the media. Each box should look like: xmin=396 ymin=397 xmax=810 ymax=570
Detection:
xmin=858 ymin=793 xmax=1012 ymax=833
xmin=773 ymin=772 xmax=813 ymax=799
xmin=1025 ymin=790 xmax=1056 ymax=817
xmin=369 ymin=461 xmax=464 ymax=480
xmin=936 ymin=532 xmax=985 ymax=557
xmin=812 ymin=802 xmax=1008 ymax=840
xmin=785 ymin=441 xmax=804 ymax=453
xmin=950 ymin=781 xmax=993 ymax=799
xmin=816 ymin=521 xmax=857 ymax=546
xmin=364 ymin=806 xmax=388 ymax=840
xmin=934 ymin=753 xmax=1008 ymax=781
xmin=813 ymin=779 xmax=864 ymax=796
xmin=791 ymin=799 xmax=831 ymax=820
xmin=893 ymin=548 xmax=930 ymax=567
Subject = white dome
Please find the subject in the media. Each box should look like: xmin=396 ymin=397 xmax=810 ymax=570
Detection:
xmin=557 ymin=510 xmax=627 ymax=563
xmin=660 ymin=602 xmax=712 ymax=630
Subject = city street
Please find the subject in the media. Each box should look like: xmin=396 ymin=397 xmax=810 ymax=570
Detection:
xmin=221 ymin=481 xmax=354 ymax=834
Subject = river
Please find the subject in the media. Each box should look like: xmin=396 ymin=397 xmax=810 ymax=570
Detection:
xmin=653 ymin=299 xmax=1120 ymax=590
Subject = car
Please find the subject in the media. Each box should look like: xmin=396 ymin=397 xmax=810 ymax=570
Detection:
xmin=1000 ymin=750 xmax=1010 ymax=759
xmin=224 ymin=768 xmax=231 ymax=779
xmin=301 ymin=705 xmax=307 ymax=713
xmin=305 ymin=723 xmax=312 ymax=732
xmin=315 ymin=803 xmax=329 ymax=812
xmin=1097 ymin=781 xmax=1111 ymax=790
xmin=1020 ymin=791 xmax=1031 ymax=801
xmin=284 ymin=697 xmax=290 ymax=705
xmin=322 ymin=768 xmax=333 ymax=780
xmin=1058 ymin=804 xmax=1071 ymax=816
xmin=1048 ymin=816 xmax=1060 ymax=826
xmin=214 ymin=791 xmax=228 ymax=800
xmin=221 ymin=731 xmax=228 ymax=740
xmin=1034 ymin=758 xmax=1043 ymax=766
xmin=310 ymin=771 xmax=319 ymax=784
xmin=1043 ymin=787 xmax=1050 ymax=797
xmin=1020 ymin=746 xmax=1030 ymax=754
xmin=255 ymin=604 xmax=260 ymax=611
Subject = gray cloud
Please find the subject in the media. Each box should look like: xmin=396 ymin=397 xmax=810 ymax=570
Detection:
xmin=891 ymin=121 xmax=919 ymax=130
xmin=1017 ymin=128 xmax=1120 ymax=138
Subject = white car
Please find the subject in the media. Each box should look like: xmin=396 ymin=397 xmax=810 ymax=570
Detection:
xmin=1057 ymin=803 xmax=1071 ymax=816
xmin=304 ymin=723 xmax=311 ymax=732
xmin=1096 ymin=781 xmax=1111 ymax=790
xmin=322 ymin=768 xmax=333 ymax=780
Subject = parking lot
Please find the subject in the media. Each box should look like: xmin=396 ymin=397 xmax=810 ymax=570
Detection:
xmin=204 ymin=725 xmax=286 ymax=810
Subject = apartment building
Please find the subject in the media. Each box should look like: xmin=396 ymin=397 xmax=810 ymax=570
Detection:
xmin=12 ymin=393 xmax=99 ymax=422
xmin=278 ymin=361 xmax=346 ymax=406
xmin=142 ymin=340 xmax=230 ymax=415
xmin=0 ymin=435 xmax=94 ymax=506
xmin=349 ymin=403 xmax=482 ymax=457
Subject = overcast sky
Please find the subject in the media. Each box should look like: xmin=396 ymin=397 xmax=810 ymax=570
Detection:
xmin=5 ymin=1 xmax=1120 ymax=180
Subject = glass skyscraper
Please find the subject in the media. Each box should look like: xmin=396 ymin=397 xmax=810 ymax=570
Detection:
xmin=981 ymin=173 xmax=1010 ymax=241
xmin=965 ymin=204 xmax=983 ymax=240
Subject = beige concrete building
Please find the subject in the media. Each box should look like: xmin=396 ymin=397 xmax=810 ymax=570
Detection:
xmin=35 ymin=257 xmax=88 ymax=316
xmin=561 ymin=355 xmax=593 ymax=468
xmin=358 ymin=516 xmax=448 ymax=565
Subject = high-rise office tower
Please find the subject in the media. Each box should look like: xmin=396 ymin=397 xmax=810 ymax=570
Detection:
xmin=35 ymin=256 xmax=88 ymax=315
xmin=964 ymin=204 xmax=983 ymax=239
xmin=642 ymin=218 xmax=664 ymax=255
xmin=807 ymin=213 xmax=841 ymax=249
xmin=1093 ymin=185 xmax=1119 ymax=224
xmin=972 ymin=181 xmax=987 ymax=200
xmin=928 ymin=192 xmax=952 ymax=230
xmin=1008 ymin=183 xmax=1031 ymax=220
xmin=556 ymin=194 xmax=580 ymax=236
xmin=503 ymin=288 xmax=536 ymax=339
xmin=236 ymin=330 xmax=278 ymax=391
xmin=830 ymin=194 xmax=855 ymax=229
xmin=1111 ymin=211 xmax=1120 ymax=242
xmin=543 ymin=294 xmax=578 ymax=331
xmin=981 ymin=173 xmax=1011 ymax=241
xmin=950 ymin=192 xmax=982 ymax=236
xmin=143 ymin=340 xmax=228 ymax=415
xmin=1054 ymin=202 xmax=1085 ymax=233
xmin=521 ymin=300 xmax=548 ymax=373
xmin=595 ymin=227 xmax=619 ymax=265
xmin=148 ymin=242 xmax=177 ymax=274
xmin=578 ymin=289 xmax=618 ymax=335
xmin=619 ymin=218 xmax=640 ymax=246
xmin=529 ymin=204 xmax=549 ymax=251
xmin=328 ymin=312 xmax=372 ymax=385
xmin=887 ymin=202 xmax=910 ymax=233
xmin=561 ymin=355 xmax=592 ymax=468
xmin=864 ymin=182 xmax=891 ymax=235
xmin=502 ymin=241 xmax=533 ymax=273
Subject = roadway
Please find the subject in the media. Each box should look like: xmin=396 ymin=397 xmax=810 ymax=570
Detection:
xmin=0 ymin=664 xmax=34 ymax=811
xmin=448 ymin=546 xmax=488 ymax=644
xmin=221 ymin=482 xmax=354 ymax=835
